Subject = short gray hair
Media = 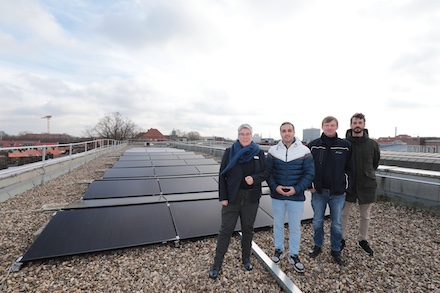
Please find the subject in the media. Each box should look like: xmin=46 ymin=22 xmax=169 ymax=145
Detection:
xmin=238 ymin=123 xmax=253 ymax=134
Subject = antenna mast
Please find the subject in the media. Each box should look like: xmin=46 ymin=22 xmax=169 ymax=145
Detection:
xmin=41 ymin=115 xmax=52 ymax=133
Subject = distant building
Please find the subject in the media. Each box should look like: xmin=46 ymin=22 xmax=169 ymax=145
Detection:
xmin=259 ymin=138 xmax=275 ymax=145
xmin=377 ymin=135 xmax=440 ymax=153
xmin=136 ymin=128 xmax=167 ymax=141
xmin=253 ymin=134 xmax=261 ymax=144
xmin=21 ymin=133 xmax=74 ymax=143
xmin=303 ymin=128 xmax=320 ymax=144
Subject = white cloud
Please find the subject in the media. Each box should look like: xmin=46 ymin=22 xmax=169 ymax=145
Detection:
xmin=0 ymin=0 xmax=439 ymax=140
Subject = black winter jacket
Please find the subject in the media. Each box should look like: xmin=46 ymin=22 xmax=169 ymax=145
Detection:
xmin=308 ymin=133 xmax=354 ymax=195
xmin=345 ymin=129 xmax=380 ymax=204
xmin=218 ymin=148 xmax=269 ymax=204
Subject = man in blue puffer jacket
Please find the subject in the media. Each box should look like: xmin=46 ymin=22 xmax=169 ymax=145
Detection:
xmin=267 ymin=122 xmax=315 ymax=273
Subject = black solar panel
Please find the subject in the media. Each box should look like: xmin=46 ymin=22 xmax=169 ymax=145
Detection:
xmin=154 ymin=165 xmax=200 ymax=176
xmin=184 ymin=158 xmax=218 ymax=165
xmin=170 ymin=200 xmax=222 ymax=239
xmin=19 ymin=147 xmax=287 ymax=263
xmin=21 ymin=203 xmax=177 ymax=262
xmin=112 ymin=160 xmax=153 ymax=168
xmin=103 ymin=167 xmax=155 ymax=179
xmin=124 ymin=148 xmax=186 ymax=154
xmin=66 ymin=196 xmax=165 ymax=209
xmin=117 ymin=155 xmax=153 ymax=161
xmin=159 ymin=176 xmax=218 ymax=194
xmin=252 ymin=207 xmax=274 ymax=229
xmin=151 ymin=160 xmax=187 ymax=166
xmin=170 ymin=200 xmax=274 ymax=239
xmin=146 ymin=155 xmax=181 ymax=160
xmin=83 ymin=179 xmax=161 ymax=199
xmin=195 ymin=164 xmax=219 ymax=174
xmin=176 ymin=154 xmax=204 ymax=159
xmin=259 ymin=195 xmax=273 ymax=217
xmin=163 ymin=191 xmax=218 ymax=202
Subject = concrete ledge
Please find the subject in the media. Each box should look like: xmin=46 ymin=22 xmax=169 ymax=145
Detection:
xmin=376 ymin=168 xmax=440 ymax=215
xmin=0 ymin=145 xmax=125 ymax=202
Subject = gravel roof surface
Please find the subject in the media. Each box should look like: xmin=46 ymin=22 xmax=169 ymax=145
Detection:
xmin=1 ymin=147 xmax=439 ymax=292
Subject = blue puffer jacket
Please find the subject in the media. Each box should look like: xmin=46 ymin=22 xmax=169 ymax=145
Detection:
xmin=267 ymin=138 xmax=315 ymax=201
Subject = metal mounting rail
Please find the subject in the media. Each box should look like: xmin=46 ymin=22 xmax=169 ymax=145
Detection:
xmin=239 ymin=232 xmax=303 ymax=293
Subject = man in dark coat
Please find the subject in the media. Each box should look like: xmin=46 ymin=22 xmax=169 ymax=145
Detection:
xmin=308 ymin=116 xmax=354 ymax=266
xmin=341 ymin=113 xmax=380 ymax=256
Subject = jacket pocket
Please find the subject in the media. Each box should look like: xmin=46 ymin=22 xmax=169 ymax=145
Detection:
xmin=365 ymin=170 xmax=376 ymax=180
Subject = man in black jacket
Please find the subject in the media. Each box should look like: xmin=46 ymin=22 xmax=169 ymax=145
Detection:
xmin=308 ymin=116 xmax=354 ymax=266
xmin=341 ymin=113 xmax=380 ymax=256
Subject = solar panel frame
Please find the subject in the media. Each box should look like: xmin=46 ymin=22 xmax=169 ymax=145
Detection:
xmin=66 ymin=195 xmax=165 ymax=209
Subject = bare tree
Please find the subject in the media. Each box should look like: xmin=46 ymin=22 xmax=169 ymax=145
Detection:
xmin=84 ymin=112 xmax=141 ymax=140
xmin=187 ymin=131 xmax=201 ymax=141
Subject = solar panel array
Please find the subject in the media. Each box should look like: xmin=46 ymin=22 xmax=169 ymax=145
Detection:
xmin=20 ymin=147 xmax=317 ymax=262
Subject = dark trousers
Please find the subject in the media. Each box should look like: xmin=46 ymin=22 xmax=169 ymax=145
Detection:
xmin=213 ymin=189 xmax=259 ymax=268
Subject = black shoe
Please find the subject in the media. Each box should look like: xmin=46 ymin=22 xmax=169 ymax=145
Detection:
xmin=271 ymin=249 xmax=285 ymax=264
xmin=243 ymin=260 xmax=253 ymax=271
xmin=359 ymin=240 xmax=374 ymax=256
xmin=340 ymin=239 xmax=346 ymax=252
xmin=209 ymin=266 xmax=221 ymax=279
xmin=308 ymin=245 xmax=322 ymax=258
xmin=331 ymin=250 xmax=345 ymax=266
xmin=288 ymin=254 xmax=305 ymax=273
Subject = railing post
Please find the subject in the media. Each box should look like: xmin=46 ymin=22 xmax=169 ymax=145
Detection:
xmin=42 ymin=146 xmax=46 ymax=162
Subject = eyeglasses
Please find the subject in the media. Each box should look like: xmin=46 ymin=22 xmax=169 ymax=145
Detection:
xmin=238 ymin=133 xmax=251 ymax=137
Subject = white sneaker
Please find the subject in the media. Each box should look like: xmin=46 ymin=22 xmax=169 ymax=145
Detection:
xmin=288 ymin=254 xmax=305 ymax=273
xmin=271 ymin=249 xmax=285 ymax=264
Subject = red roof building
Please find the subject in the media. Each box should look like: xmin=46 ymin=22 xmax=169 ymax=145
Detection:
xmin=136 ymin=128 xmax=167 ymax=141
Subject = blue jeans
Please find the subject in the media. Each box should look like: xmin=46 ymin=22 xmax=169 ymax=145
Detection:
xmin=311 ymin=190 xmax=345 ymax=252
xmin=272 ymin=198 xmax=304 ymax=256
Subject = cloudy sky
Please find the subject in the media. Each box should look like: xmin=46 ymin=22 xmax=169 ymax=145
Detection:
xmin=0 ymin=0 xmax=438 ymax=140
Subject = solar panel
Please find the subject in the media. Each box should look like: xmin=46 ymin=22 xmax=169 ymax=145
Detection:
xmin=159 ymin=176 xmax=218 ymax=194
xmin=112 ymin=160 xmax=153 ymax=168
xmin=154 ymin=165 xmax=200 ymax=176
xmin=259 ymin=194 xmax=273 ymax=217
xmin=20 ymin=147 xmax=304 ymax=264
xmin=176 ymin=154 xmax=204 ymax=159
xmin=21 ymin=203 xmax=177 ymax=262
xmin=170 ymin=200 xmax=273 ymax=240
xmin=170 ymin=199 xmax=221 ymax=239
xmin=117 ymin=155 xmax=153 ymax=161
xmin=184 ymin=158 xmax=218 ymax=165
xmin=124 ymin=148 xmax=185 ymax=154
xmin=151 ymin=160 xmax=187 ymax=166
xmin=103 ymin=167 xmax=155 ymax=179
xmin=144 ymin=155 xmax=181 ymax=160
xmin=66 ymin=196 xmax=165 ymax=209
xmin=195 ymin=164 xmax=219 ymax=174
xmin=146 ymin=149 xmax=186 ymax=153
xmin=83 ymin=179 xmax=161 ymax=199
xmin=163 ymin=191 xmax=218 ymax=202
